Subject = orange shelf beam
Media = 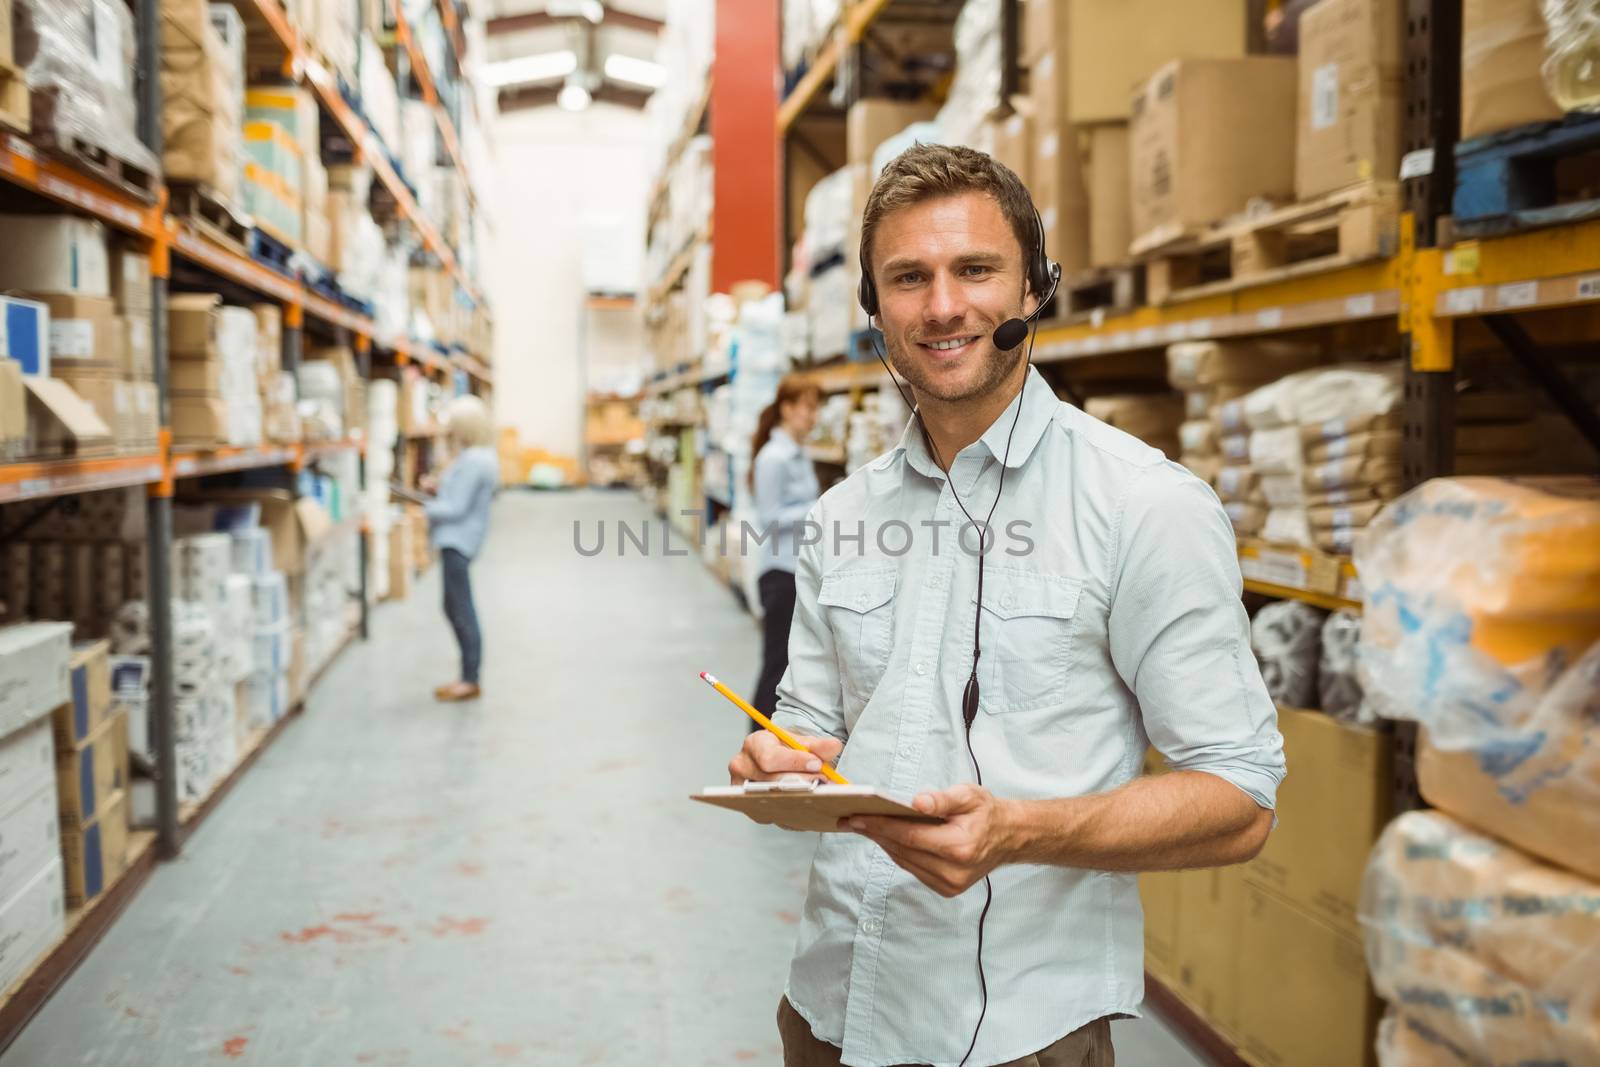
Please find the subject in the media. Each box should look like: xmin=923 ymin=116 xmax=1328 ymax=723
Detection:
xmin=389 ymin=0 xmax=478 ymax=211
xmin=0 ymin=454 xmax=166 ymax=504
xmin=0 ymin=134 xmax=163 ymax=240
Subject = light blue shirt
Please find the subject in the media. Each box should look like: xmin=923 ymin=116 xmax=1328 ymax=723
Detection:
xmin=753 ymin=426 xmax=822 ymax=578
xmin=424 ymin=445 xmax=498 ymax=559
xmin=771 ymin=365 xmax=1284 ymax=1067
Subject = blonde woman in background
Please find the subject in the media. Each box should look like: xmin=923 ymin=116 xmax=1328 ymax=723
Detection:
xmin=747 ymin=375 xmax=823 ymax=729
xmin=424 ymin=395 xmax=499 ymax=702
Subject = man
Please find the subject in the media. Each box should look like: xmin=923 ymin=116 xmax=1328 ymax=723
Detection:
xmin=728 ymin=144 xmax=1285 ymax=1067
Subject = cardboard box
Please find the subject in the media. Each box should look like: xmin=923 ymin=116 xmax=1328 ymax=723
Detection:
xmin=0 ymin=858 xmax=65 ymax=993
xmin=1024 ymin=0 xmax=1251 ymax=122
xmin=56 ymin=710 xmax=128 ymax=830
xmin=1461 ymin=0 xmax=1564 ymax=141
xmin=160 ymin=3 xmax=243 ymax=200
xmin=1084 ymin=123 xmax=1132 ymax=267
xmin=0 ymin=623 xmax=73 ymax=737
xmin=28 ymin=294 xmax=117 ymax=369
xmin=0 ymin=719 xmax=56 ymax=820
xmin=53 ymin=375 xmax=136 ymax=450
xmin=1236 ymin=883 xmax=1380 ymax=1067
xmin=169 ymin=395 xmax=230 ymax=444
xmin=109 ymin=249 xmax=152 ymax=314
xmin=168 ymin=357 xmax=225 ymax=397
xmin=1033 ymin=124 xmax=1090 ymax=276
xmin=1244 ymin=706 xmax=1392 ymax=938
xmin=127 ymin=382 xmax=158 ymax=448
xmin=167 ymin=293 xmax=222 ymax=358
xmin=0 ymin=786 xmax=61 ymax=911
xmin=0 ymin=216 xmax=110 ymax=297
xmin=1296 ymin=0 xmax=1404 ymax=200
xmin=0 ymin=296 xmax=49 ymax=377
xmin=1173 ymin=866 xmax=1245 ymax=1037
xmin=1140 ymin=870 xmax=1182 ymax=985
xmin=116 ymin=314 xmax=154 ymax=381
xmin=48 ymin=641 xmax=111 ymax=753
xmin=994 ymin=109 xmax=1034 ymax=188
xmin=1130 ymin=58 xmax=1299 ymax=248
xmin=60 ymin=789 xmax=128 ymax=908
xmin=847 ymin=98 xmax=940 ymax=169
xmin=0 ymin=359 xmax=23 ymax=456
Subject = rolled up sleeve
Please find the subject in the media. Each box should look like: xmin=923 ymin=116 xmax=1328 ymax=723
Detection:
xmin=1108 ymin=465 xmax=1285 ymax=810
xmin=771 ymin=506 xmax=848 ymax=744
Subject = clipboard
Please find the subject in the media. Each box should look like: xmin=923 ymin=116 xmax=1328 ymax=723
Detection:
xmin=389 ymin=482 xmax=431 ymax=506
xmin=691 ymin=777 xmax=943 ymax=833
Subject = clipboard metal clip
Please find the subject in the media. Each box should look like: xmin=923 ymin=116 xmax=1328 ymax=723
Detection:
xmin=743 ymin=776 xmax=822 ymax=794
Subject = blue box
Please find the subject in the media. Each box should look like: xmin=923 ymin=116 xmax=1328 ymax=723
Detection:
xmin=0 ymin=296 xmax=49 ymax=376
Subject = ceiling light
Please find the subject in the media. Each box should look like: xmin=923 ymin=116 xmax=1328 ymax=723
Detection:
xmin=604 ymin=53 xmax=666 ymax=89
xmin=558 ymin=82 xmax=593 ymax=111
xmin=550 ymin=0 xmax=605 ymax=22
xmin=481 ymin=49 xmax=577 ymax=88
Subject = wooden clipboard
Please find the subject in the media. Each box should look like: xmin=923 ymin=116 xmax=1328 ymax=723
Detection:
xmin=691 ymin=778 xmax=943 ymax=833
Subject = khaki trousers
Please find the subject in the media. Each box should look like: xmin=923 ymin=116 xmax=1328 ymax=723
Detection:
xmin=778 ymin=997 xmax=1115 ymax=1067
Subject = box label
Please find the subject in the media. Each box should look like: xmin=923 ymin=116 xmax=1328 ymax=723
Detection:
xmin=1496 ymin=281 xmax=1538 ymax=308
xmin=50 ymin=320 xmax=94 ymax=359
xmin=1311 ymin=63 xmax=1339 ymax=130
xmin=1577 ymin=275 xmax=1600 ymax=300
xmin=1344 ymin=294 xmax=1376 ymax=318
xmin=1444 ymin=287 xmax=1485 ymax=314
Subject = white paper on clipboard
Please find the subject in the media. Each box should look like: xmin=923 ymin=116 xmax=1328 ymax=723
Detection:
xmin=691 ymin=777 xmax=943 ymax=833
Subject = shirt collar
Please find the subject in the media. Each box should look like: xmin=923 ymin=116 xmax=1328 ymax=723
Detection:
xmin=875 ymin=365 xmax=1058 ymax=476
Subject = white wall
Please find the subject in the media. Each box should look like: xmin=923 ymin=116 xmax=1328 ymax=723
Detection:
xmin=487 ymin=104 xmax=651 ymax=456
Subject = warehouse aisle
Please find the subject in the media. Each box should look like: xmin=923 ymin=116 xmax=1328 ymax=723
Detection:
xmin=6 ymin=492 xmax=1207 ymax=1066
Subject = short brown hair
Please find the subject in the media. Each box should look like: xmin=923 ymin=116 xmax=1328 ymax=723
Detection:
xmin=860 ymin=143 xmax=1041 ymax=295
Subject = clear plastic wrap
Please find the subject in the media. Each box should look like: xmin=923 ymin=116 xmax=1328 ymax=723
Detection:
xmin=1250 ymin=599 xmax=1327 ymax=707
xmin=1540 ymin=0 xmax=1600 ymax=110
xmin=1357 ymin=476 xmax=1600 ymax=877
xmin=1318 ymin=610 xmax=1369 ymax=724
xmin=1360 ymin=810 xmax=1600 ymax=1066
xmin=14 ymin=0 xmax=158 ymax=175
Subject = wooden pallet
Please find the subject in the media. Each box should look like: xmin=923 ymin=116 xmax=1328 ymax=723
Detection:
xmin=32 ymin=130 xmax=159 ymax=204
xmin=1137 ymin=182 xmax=1400 ymax=305
xmin=0 ymin=61 xmax=27 ymax=135
xmin=168 ymin=182 xmax=250 ymax=255
xmin=1060 ymin=265 xmax=1145 ymax=320
xmin=1453 ymin=113 xmax=1600 ymax=238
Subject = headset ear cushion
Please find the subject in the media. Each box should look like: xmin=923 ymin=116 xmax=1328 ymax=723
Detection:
xmin=858 ymin=275 xmax=877 ymax=317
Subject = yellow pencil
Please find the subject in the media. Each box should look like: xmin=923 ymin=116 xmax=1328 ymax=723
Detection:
xmin=700 ymin=671 xmax=850 ymax=785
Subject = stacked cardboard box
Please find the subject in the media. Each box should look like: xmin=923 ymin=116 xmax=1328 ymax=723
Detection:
xmin=1460 ymin=0 xmax=1565 ymax=141
xmin=0 ymin=622 xmax=71 ymax=991
xmin=1130 ymin=58 xmax=1299 ymax=252
xmin=52 ymin=642 xmax=130 ymax=909
xmin=159 ymin=0 xmax=244 ymax=202
xmin=168 ymin=294 xmax=264 ymax=447
xmin=0 ymin=486 xmax=149 ymax=637
xmin=1024 ymin=0 xmax=1251 ymax=270
xmin=1295 ymin=0 xmax=1404 ymax=201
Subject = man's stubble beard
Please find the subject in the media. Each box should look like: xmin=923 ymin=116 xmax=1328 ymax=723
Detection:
xmin=884 ymin=329 xmax=1025 ymax=406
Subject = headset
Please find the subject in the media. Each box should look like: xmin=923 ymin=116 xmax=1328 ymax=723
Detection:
xmin=858 ymin=201 xmax=1060 ymax=1067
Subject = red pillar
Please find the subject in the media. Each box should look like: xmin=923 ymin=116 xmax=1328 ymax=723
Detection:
xmin=711 ymin=0 xmax=781 ymax=291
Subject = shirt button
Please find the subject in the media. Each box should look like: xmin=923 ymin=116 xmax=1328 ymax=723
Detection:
xmin=858 ymin=593 xmax=869 ymax=607
xmin=862 ymin=917 xmax=881 ymax=935
xmin=915 ymin=662 xmax=927 ymax=675
xmin=1002 ymin=594 xmax=1015 ymax=609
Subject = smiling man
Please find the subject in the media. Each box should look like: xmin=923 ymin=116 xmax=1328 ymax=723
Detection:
xmin=728 ymin=144 xmax=1285 ymax=1067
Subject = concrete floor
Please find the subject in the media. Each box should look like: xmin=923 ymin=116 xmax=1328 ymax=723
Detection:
xmin=5 ymin=491 xmax=1210 ymax=1067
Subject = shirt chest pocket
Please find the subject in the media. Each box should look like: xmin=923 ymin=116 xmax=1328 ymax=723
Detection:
xmin=818 ymin=566 xmax=897 ymax=707
xmin=973 ymin=569 xmax=1083 ymax=714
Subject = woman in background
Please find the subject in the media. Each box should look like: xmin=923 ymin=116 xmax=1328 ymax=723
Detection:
xmin=748 ymin=375 xmax=823 ymax=728
xmin=424 ymin=395 xmax=500 ymax=702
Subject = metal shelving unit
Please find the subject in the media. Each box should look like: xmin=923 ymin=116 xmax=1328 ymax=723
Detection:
xmin=0 ymin=0 xmax=493 ymax=1047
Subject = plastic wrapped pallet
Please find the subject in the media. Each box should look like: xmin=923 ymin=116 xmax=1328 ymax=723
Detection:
xmin=1318 ymin=610 xmax=1367 ymax=724
xmin=157 ymin=0 xmax=244 ymax=200
xmin=1360 ymin=810 xmax=1600 ymax=1064
xmin=1250 ymin=599 xmax=1327 ymax=707
xmin=1357 ymin=476 xmax=1600 ymax=880
xmin=937 ymin=0 xmax=1003 ymax=148
xmin=14 ymin=0 xmax=158 ymax=178
xmin=1261 ymin=507 xmax=1313 ymax=548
